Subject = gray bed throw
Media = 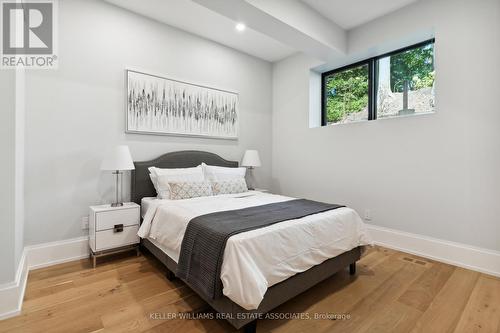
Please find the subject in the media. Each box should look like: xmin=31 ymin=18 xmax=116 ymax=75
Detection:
xmin=176 ymin=199 xmax=344 ymax=300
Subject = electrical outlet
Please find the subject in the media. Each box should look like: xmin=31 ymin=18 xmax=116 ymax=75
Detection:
xmin=81 ymin=216 xmax=89 ymax=230
xmin=364 ymin=209 xmax=372 ymax=222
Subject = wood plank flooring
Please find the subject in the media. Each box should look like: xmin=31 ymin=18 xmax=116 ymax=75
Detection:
xmin=0 ymin=246 xmax=499 ymax=333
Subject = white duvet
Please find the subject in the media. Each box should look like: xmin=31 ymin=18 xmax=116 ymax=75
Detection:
xmin=138 ymin=191 xmax=372 ymax=310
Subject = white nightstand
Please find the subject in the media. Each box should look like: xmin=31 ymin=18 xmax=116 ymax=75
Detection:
xmin=89 ymin=202 xmax=140 ymax=268
xmin=253 ymin=188 xmax=269 ymax=193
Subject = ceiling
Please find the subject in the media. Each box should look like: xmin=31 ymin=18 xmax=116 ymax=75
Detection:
xmin=104 ymin=0 xmax=420 ymax=63
xmin=301 ymin=0 xmax=419 ymax=29
xmin=104 ymin=0 xmax=296 ymax=62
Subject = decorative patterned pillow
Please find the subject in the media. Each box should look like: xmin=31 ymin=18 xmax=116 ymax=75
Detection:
xmin=169 ymin=181 xmax=213 ymax=200
xmin=212 ymin=178 xmax=248 ymax=195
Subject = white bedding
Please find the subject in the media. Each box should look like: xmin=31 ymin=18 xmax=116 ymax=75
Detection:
xmin=141 ymin=197 xmax=164 ymax=218
xmin=138 ymin=191 xmax=372 ymax=310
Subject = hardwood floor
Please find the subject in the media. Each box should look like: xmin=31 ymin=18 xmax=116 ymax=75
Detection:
xmin=0 ymin=246 xmax=499 ymax=333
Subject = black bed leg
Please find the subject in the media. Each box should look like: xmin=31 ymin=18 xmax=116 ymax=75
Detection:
xmin=243 ymin=320 xmax=257 ymax=333
xmin=165 ymin=269 xmax=176 ymax=281
xmin=349 ymin=262 xmax=356 ymax=275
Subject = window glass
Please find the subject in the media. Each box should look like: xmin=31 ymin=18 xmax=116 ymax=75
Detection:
xmin=376 ymin=42 xmax=435 ymax=118
xmin=324 ymin=64 xmax=369 ymax=124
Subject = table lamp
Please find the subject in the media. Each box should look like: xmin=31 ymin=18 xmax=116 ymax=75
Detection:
xmin=101 ymin=145 xmax=135 ymax=207
xmin=241 ymin=150 xmax=261 ymax=190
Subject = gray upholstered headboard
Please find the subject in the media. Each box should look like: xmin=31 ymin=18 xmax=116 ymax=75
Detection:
xmin=130 ymin=150 xmax=239 ymax=204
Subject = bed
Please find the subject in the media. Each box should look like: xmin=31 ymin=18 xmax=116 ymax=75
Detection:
xmin=131 ymin=151 xmax=371 ymax=332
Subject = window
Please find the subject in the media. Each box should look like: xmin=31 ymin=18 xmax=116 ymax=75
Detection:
xmin=321 ymin=39 xmax=435 ymax=125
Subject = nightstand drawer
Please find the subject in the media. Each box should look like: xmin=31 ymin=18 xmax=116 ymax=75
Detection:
xmin=95 ymin=225 xmax=139 ymax=251
xmin=95 ymin=208 xmax=139 ymax=231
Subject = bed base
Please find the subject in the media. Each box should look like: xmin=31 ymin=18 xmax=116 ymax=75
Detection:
xmin=243 ymin=320 xmax=257 ymax=333
xmin=350 ymin=262 xmax=356 ymax=275
xmin=165 ymin=269 xmax=176 ymax=281
xmin=141 ymin=238 xmax=361 ymax=331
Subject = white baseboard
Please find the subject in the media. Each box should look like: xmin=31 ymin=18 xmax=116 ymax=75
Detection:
xmin=367 ymin=224 xmax=500 ymax=277
xmin=0 ymin=236 xmax=89 ymax=320
xmin=27 ymin=236 xmax=89 ymax=270
xmin=0 ymin=249 xmax=28 ymax=320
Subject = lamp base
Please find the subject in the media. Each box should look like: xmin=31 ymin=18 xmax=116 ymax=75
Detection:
xmin=111 ymin=170 xmax=124 ymax=208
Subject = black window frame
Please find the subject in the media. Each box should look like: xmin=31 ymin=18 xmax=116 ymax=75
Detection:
xmin=321 ymin=38 xmax=435 ymax=126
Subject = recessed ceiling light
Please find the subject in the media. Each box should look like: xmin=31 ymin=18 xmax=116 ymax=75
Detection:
xmin=235 ymin=23 xmax=246 ymax=32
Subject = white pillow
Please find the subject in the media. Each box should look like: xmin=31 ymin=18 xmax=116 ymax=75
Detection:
xmin=202 ymin=163 xmax=246 ymax=182
xmin=149 ymin=174 xmax=159 ymax=196
xmin=148 ymin=167 xmax=160 ymax=196
xmin=149 ymin=165 xmax=205 ymax=199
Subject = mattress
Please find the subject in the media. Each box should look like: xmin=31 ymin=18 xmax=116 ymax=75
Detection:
xmin=138 ymin=191 xmax=372 ymax=310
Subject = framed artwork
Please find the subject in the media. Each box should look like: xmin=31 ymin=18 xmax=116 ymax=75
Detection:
xmin=126 ymin=70 xmax=238 ymax=139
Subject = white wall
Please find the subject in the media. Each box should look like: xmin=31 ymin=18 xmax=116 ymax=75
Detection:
xmin=24 ymin=0 xmax=273 ymax=245
xmin=0 ymin=71 xmax=16 ymax=284
xmin=0 ymin=68 xmax=25 ymax=285
xmin=0 ymin=67 xmax=24 ymax=285
xmin=272 ymin=0 xmax=500 ymax=251
xmin=15 ymin=69 xmax=25 ymax=270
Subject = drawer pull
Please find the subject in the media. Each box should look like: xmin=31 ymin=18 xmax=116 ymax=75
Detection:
xmin=114 ymin=224 xmax=124 ymax=233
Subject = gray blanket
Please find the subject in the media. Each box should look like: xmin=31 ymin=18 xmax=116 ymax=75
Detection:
xmin=176 ymin=199 xmax=344 ymax=300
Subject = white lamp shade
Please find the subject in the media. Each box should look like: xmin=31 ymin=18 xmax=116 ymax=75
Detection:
xmin=241 ymin=150 xmax=261 ymax=167
xmin=101 ymin=145 xmax=135 ymax=171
